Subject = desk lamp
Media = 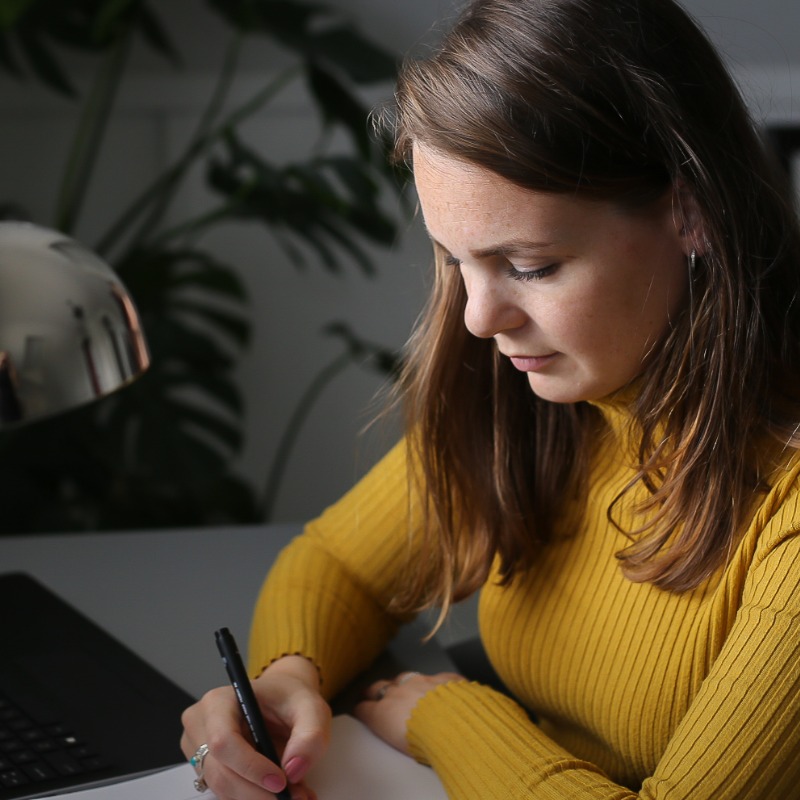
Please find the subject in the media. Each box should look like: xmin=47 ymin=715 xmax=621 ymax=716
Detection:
xmin=0 ymin=220 xmax=149 ymax=426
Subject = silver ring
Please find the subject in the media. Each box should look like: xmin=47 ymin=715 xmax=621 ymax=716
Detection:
xmin=375 ymin=683 xmax=391 ymax=701
xmin=190 ymin=743 xmax=209 ymax=773
xmin=396 ymin=671 xmax=421 ymax=685
xmin=190 ymin=743 xmax=209 ymax=791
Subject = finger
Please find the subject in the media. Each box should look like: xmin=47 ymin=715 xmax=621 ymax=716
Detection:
xmin=278 ymin=690 xmax=332 ymax=784
xmin=182 ymin=736 xmax=278 ymax=800
xmin=179 ymin=730 xmax=194 ymax=762
xmin=287 ymin=782 xmax=318 ymax=800
xmin=189 ymin=687 xmax=287 ymax=795
xmin=202 ymin=755 xmax=287 ymax=800
xmin=205 ymin=726 xmax=288 ymax=793
xmin=364 ymin=679 xmax=394 ymax=702
xmin=394 ymin=671 xmax=421 ymax=686
xmin=352 ymin=694 xmax=413 ymax=755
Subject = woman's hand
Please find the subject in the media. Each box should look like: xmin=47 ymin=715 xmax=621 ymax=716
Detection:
xmin=354 ymin=671 xmax=465 ymax=755
xmin=180 ymin=655 xmax=331 ymax=800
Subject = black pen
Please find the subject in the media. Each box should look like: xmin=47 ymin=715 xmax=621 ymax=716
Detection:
xmin=215 ymin=627 xmax=292 ymax=800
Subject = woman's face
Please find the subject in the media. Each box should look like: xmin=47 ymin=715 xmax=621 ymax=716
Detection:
xmin=413 ymin=145 xmax=692 ymax=404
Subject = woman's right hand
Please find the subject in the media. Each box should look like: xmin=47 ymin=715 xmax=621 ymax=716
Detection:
xmin=180 ymin=655 xmax=332 ymax=800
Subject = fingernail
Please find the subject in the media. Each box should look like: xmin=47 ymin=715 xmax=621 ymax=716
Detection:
xmin=284 ymin=756 xmax=308 ymax=783
xmin=263 ymin=772 xmax=287 ymax=793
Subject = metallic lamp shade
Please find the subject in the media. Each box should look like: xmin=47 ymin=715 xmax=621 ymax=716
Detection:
xmin=0 ymin=221 xmax=150 ymax=427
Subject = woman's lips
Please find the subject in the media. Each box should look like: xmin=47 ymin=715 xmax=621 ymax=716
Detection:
xmin=509 ymin=354 xmax=558 ymax=372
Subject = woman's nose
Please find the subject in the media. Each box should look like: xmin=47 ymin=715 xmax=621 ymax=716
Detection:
xmin=462 ymin=269 xmax=525 ymax=339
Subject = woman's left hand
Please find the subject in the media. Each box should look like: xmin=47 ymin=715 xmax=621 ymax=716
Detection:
xmin=354 ymin=671 xmax=465 ymax=755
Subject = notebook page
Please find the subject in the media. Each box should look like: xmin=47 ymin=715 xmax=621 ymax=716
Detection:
xmin=40 ymin=763 xmax=208 ymax=800
xmin=42 ymin=715 xmax=447 ymax=799
xmin=306 ymin=715 xmax=447 ymax=799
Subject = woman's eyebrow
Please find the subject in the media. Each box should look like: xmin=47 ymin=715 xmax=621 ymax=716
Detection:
xmin=470 ymin=240 xmax=557 ymax=258
xmin=430 ymin=235 xmax=557 ymax=259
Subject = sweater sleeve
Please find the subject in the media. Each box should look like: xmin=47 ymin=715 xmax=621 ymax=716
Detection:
xmin=407 ymin=523 xmax=800 ymax=799
xmin=248 ymin=440 xmax=425 ymax=698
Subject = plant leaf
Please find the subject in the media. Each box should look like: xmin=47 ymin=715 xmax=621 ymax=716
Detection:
xmin=161 ymin=399 xmax=244 ymax=452
xmin=137 ymin=4 xmax=181 ymax=64
xmin=161 ymin=371 xmax=244 ymax=415
xmin=92 ymin=0 xmax=139 ymax=43
xmin=144 ymin=316 xmax=239 ymax=369
xmin=116 ymin=247 xmax=249 ymax=304
xmin=169 ymin=299 xmax=252 ymax=348
xmin=206 ymin=133 xmax=396 ymax=273
xmin=17 ymin=27 xmax=76 ymax=95
xmin=305 ymin=62 xmax=370 ymax=157
xmin=309 ymin=26 xmax=396 ymax=84
xmin=323 ymin=321 xmax=400 ymax=376
xmin=205 ymin=0 xmax=324 ymax=46
xmin=0 ymin=0 xmax=36 ymax=31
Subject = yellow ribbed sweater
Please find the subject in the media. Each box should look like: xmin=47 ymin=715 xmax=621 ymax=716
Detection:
xmin=249 ymin=400 xmax=800 ymax=799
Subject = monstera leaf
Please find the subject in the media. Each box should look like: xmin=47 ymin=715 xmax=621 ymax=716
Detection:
xmin=206 ymin=132 xmax=396 ymax=273
xmin=0 ymin=0 xmax=178 ymax=96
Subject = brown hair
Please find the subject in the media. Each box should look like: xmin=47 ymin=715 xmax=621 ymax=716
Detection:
xmin=382 ymin=0 xmax=800 ymax=614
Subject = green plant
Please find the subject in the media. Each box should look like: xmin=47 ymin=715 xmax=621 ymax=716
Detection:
xmin=0 ymin=0 xmax=401 ymax=532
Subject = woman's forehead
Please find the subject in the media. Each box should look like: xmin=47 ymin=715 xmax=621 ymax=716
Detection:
xmin=412 ymin=144 xmax=617 ymax=253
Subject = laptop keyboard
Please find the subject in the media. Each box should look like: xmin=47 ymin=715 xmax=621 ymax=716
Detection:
xmin=0 ymin=691 xmax=110 ymax=791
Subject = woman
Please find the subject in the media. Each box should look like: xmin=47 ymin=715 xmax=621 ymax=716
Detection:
xmin=181 ymin=0 xmax=800 ymax=797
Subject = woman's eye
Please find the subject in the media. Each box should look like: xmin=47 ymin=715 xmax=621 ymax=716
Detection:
xmin=506 ymin=263 xmax=559 ymax=282
xmin=444 ymin=252 xmax=558 ymax=281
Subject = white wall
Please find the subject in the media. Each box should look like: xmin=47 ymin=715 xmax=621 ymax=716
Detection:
xmin=1 ymin=0 xmax=798 ymax=526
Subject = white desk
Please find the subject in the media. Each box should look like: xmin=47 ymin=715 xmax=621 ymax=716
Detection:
xmin=0 ymin=524 xmax=453 ymax=700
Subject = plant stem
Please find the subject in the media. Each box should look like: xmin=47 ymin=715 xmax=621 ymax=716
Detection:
xmin=122 ymin=30 xmax=246 ymax=251
xmin=55 ymin=26 xmax=133 ymax=234
xmin=95 ymin=50 xmax=301 ymax=260
xmin=148 ymin=199 xmax=242 ymax=247
xmin=261 ymin=349 xmax=354 ymax=521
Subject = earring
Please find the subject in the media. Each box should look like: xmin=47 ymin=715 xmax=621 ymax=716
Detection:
xmin=689 ymin=249 xmax=697 ymax=271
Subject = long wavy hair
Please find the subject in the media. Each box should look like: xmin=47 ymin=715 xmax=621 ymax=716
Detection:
xmin=382 ymin=0 xmax=800 ymax=615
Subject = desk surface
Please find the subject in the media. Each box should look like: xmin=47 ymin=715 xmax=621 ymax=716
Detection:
xmin=0 ymin=525 xmax=454 ymax=699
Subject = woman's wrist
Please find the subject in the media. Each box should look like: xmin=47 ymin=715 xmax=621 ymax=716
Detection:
xmin=259 ymin=653 xmax=322 ymax=690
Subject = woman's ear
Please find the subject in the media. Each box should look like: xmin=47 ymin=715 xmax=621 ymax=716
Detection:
xmin=673 ymin=180 xmax=708 ymax=257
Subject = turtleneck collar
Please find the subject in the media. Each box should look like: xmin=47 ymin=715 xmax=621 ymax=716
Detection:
xmin=581 ymin=379 xmax=646 ymax=460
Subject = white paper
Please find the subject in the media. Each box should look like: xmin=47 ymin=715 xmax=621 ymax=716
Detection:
xmin=306 ymin=715 xmax=447 ymax=799
xmin=45 ymin=763 xmax=211 ymax=800
xmin=46 ymin=716 xmax=446 ymax=799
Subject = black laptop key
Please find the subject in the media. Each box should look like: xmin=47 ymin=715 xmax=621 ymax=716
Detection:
xmin=80 ymin=754 xmax=109 ymax=771
xmin=0 ymin=771 xmax=26 ymax=789
xmin=8 ymin=753 xmax=35 ymax=767
xmin=0 ymin=690 xmax=108 ymax=793
xmin=20 ymin=763 xmax=54 ymax=782
xmin=44 ymin=750 xmax=83 ymax=777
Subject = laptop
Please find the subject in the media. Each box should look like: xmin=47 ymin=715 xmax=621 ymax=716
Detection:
xmin=0 ymin=572 xmax=196 ymax=799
